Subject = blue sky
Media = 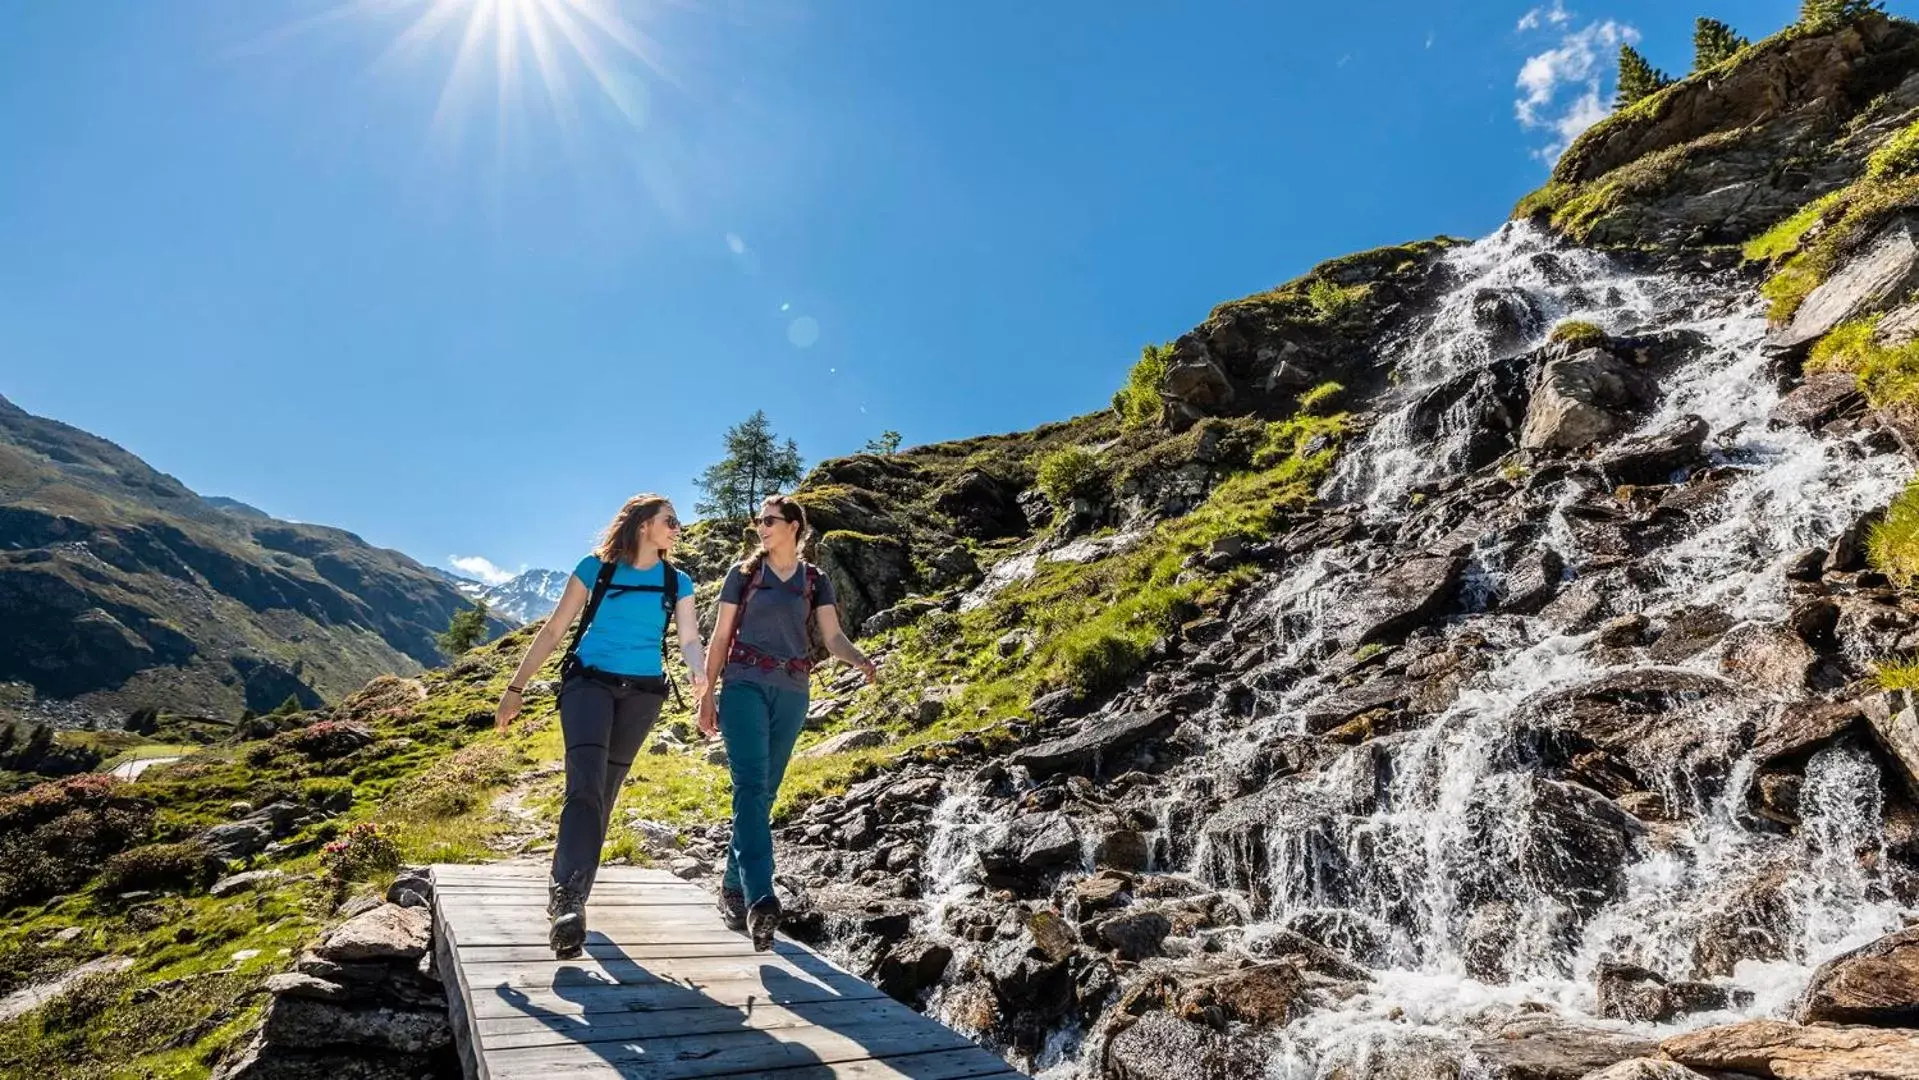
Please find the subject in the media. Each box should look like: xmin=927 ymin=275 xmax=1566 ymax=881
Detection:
xmin=0 ymin=0 xmax=1861 ymax=580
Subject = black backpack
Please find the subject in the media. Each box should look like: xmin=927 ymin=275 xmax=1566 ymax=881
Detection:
xmin=560 ymin=557 xmax=685 ymax=706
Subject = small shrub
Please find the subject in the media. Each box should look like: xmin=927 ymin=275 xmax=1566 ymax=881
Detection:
xmin=97 ymin=841 xmax=222 ymax=895
xmin=1035 ymin=446 xmax=1108 ymax=511
xmin=1112 ymin=344 xmax=1171 ymax=429
xmin=0 ymin=775 xmax=154 ymax=911
xmin=272 ymin=720 xmax=374 ymax=762
xmin=1869 ymin=479 xmax=1919 ymax=587
xmin=1307 ymin=278 xmax=1366 ymax=321
xmin=321 ymin=822 xmax=402 ymax=890
xmin=300 ymin=777 xmax=355 ymax=813
xmin=40 ymin=969 xmax=133 ymax=1032
xmin=1549 ymin=320 xmax=1607 ymax=349
xmin=1869 ymin=119 xmax=1919 ymax=180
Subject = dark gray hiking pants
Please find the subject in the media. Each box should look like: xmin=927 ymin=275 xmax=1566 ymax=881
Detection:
xmin=550 ymin=674 xmax=663 ymax=898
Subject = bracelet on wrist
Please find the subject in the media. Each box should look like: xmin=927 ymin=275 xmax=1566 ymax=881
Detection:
xmin=506 ymin=685 xmax=525 ymax=695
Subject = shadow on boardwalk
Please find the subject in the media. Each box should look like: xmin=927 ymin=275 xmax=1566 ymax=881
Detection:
xmin=493 ymin=931 xmax=1010 ymax=1078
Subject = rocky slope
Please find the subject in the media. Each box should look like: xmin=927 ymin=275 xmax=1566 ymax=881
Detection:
xmin=0 ymin=394 xmax=508 ymax=728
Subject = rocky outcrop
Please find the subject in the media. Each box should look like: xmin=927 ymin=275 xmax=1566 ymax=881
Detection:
xmin=1660 ymin=1019 xmax=1919 ymax=1080
xmin=1796 ymin=925 xmax=1919 ymax=1026
xmin=1773 ymin=217 xmax=1919 ymax=352
xmin=214 ymin=876 xmax=455 ymax=1080
xmin=1521 ymin=346 xmax=1655 ymax=452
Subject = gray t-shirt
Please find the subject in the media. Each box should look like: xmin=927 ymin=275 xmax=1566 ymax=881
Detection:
xmin=720 ymin=560 xmax=837 ymax=693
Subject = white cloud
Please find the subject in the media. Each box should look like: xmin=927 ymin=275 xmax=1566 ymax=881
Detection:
xmin=725 ymin=232 xmax=746 ymax=254
xmin=1515 ymin=17 xmax=1638 ymax=160
xmin=449 ymin=555 xmax=517 ymax=586
xmin=1517 ymin=1 xmax=1573 ymax=32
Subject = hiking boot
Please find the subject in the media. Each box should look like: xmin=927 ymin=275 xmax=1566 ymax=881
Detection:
xmin=548 ymin=875 xmax=587 ymax=959
xmin=747 ymin=898 xmax=781 ymax=952
xmin=717 ymin=887 xmax=747 ymax=933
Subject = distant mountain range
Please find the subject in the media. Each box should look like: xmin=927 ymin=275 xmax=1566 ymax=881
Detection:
xmin=435 ymin=566 xmax=568 ymax=624
xmin=0 ymin=394 xmax=512 ymax=726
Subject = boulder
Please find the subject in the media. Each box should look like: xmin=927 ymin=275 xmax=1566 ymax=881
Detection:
xmin=1010 ymin=710 xmax=1179 ymax=779
xmin=212 ymin=870 xmax=285 ymax=898
xmin=1344 ymin=551 xmax=1468 ymax=647
xmin=1868 ymin=693 xmax=1919 ymax=798
xmin=1177 ymin=962 xmax=1305 ymax=1028
xmin=1470 ymin=1015 xmax=1659 ymax=1080
xmin=871 ymin=937 xmax=953 ymax=1004
xmin=1101 ymin=1010 xmax=1270 ymax=1080
xmin=258 ymin=996 xmax=452 ymax=1055
xmin=1796 ymin=924 xmax=1919 ymax=1026
xmin=1580 ymin=1062 xmax=1717 ymax=1080
xmin=1717 ymin=624 xmax=1817 ymax=697
xmin=802 ymin=729 xmax=887 ymax=758
xmin=1499 ymin=548 xmax=1566 ymax=615
xmin=314 ymin=904 xmax=431 ymax=964
xmin=1460 ymin=776 xmax=1644 ymax=916
xmin=1751 ymin=700 xmax=1864 ymax=767
xmin=1159 ymin=358 xmax=1236 ymax=429
xmin=1520 ymin=347 xmax=1653 ymax=452
xmin=1661 ymin=1019 xmax=1919 ymax=1080
xmin=1772 ymin=217 xmax=1919 ymax=352
xmin=1771 ymin=373 xmax=1867 ymax=430
xmin=932 ymin=470 xmax=1027 ymax=541
xmin=1594 ymin=961 xmax=1752 ymax=1023
xmin=1093 ymin=829 xmax=1152 ymax=871
xmin=981 ymin=812 xmax=1081 ymax=876
xmin=1096 ymin=910 xmax=1171 ymax=961
xmin=1594 ymin=415 xmax=1710 ymax=485
xmin=813 ymin=531 xmax=916 ymax=640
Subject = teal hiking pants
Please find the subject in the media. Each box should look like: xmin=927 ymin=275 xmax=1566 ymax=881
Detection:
xmin=718 ymin=680 xmax=809 ymax=907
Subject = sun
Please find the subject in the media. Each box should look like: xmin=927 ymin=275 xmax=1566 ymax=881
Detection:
xmin=272 ymin=0 xmax=673 ymax=144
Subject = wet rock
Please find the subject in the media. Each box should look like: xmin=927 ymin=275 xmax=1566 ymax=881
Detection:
xmin=1540 ymin=574 xmax=1617 ymax=632
xmin=1870 ymin=693 xmax=1919 ymax=798
xmin=1594 ymin=414 xmax=1710 ymax=484
xmin=1406 ymin=351 xmax=1538 ymax=473
xmin=1595 ymin=613 xmax=1650 ymax=648
xmin=1513 ymin=669 xmax=1742 ymax=779
xmin=314 ymin=904 xmax=431 ymax=964
xmin=1101 ymin=1010 xmax=1269 ymax=1080
xmin=1772 ymin=217 xmax=1919 ymax=353
xmin=1179 ymin=961 xmax=1306 ymax=1028
xmin=1718 ymin=624 xmax=1817 ymax=696
xmin=981 ymin=812 xmax=1081 ymax=877
xmin=1345 ymin=551 xmax=1468 ymax=647
xmin=1462 ymin=902 xmax=1516 ymax=982
xmin=1661 ymin=1018 xmax=1919 ymax=1080
xmin=1093 ymin=829 xmax=1152 ymax=871
xmin=1302 ymin=677 xmax=1413 ymax=734
xmin=1461 ymin=776 xmax=1644 ymax=916
xmin=1785 ymin=548 xmax=1828 ymax=581
xmin=871 ymin=936 xmax=952 ymax=1004
xmin=1027 ymin=909 xmax=1079 ymax=962
xmin=1499 ymin=548 xmax=1566 ymax=615
xmin=875 ymin=776 xmax=943 ymax=812
xmin=1647 ymin=607 xmax=1736 ymax=663
xmin=1097 ymin=910 xmax=1171 ymax=961
xmin=1771 ymin=372 xmax=1867 ymax=430
xmin=1580 ymin=1061 xmax=1717 ymax=1080
xmin=1010 ymin=709 xmax=1179 ymax=779
xmin=1691 ymin=862 xmax=1794 ymax=977
xmin=1795 ymin=924 xmax=1919 ymax=1026
xmin=1471 ymin=1015 xmax=1659 ymax=1080
xmin=1069 ymin=872 xmax=1134 ymax=922
xmin=1520 ymin=347 xmax=1653 ymax=452
xmin=1751 ymin=700 xmax=1864 ymax=768
xmin=1594 ymin=961 xmax=1752 ymax=1023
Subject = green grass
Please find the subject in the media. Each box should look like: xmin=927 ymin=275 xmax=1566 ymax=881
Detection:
xmin=1743 ymin=194 xmax=1843 ymax=263
xmin=1876 ymin=657 xmax=1919 ymax=691
xmin=1870 ymin=477 xmax=1919 ymax=588
xmin=1807 ymin=317 xmax=1884 ymax=372
xmin=1869 ymin=118 xmax=1919 ymax=180
xmin=1549 ymin=320 xmax=1608 ymax=349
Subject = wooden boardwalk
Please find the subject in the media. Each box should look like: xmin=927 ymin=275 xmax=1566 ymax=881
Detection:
xmin=430 ymin=863 xmax=1027 ymax=1080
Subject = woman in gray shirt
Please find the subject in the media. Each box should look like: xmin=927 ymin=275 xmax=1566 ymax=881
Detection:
xmin=697 ymin=495 xmax=877 ymax=949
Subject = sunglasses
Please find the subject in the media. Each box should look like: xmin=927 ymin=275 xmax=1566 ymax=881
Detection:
xmin=756 ymin=515 xmax=793 ymax=527
xmin=653 ymin=515 xmax=680 ymax=530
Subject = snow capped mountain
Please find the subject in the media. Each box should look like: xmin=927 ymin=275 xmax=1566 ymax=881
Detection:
xmin=435 ymin=566 xmax=568 ymax=624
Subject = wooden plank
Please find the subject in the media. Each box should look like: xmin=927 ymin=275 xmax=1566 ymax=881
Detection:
xmin=465 ymin=973 xmax=888 ymax=1021
xmin=460 ymin=953 xmax=875 ymax=993
xmin=456 ymin=941 xmax=770 ymax=963
xmin=442 ymin=926 xmax=749 ymax=948
xmin=431 ymin=873 xmax=491 ymax=1080
xmin=486 ymin=1046 xmax=1018 ymax=1080
xmin=480 ymin=1017 xmax=980 ymax=1078
xmin=439 ymin=905 xmax=738 ymax=928
xmin=433 ymin=864 xmax=680 ymax=883
xmin=438 ymin=893 xmax=715 ymax=908
xmin=475 ymin=995 xmax=925 ymax=1050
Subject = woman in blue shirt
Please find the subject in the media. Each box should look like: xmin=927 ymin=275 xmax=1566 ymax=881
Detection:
xmin=698 ymin=494 xmax=877 ymax=950
xmin=494 ymin=493 xmax=705 ymax=957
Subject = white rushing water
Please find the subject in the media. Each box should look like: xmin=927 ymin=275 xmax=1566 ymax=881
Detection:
xmin=907 ymin=221 xmax=1916 ymax=1078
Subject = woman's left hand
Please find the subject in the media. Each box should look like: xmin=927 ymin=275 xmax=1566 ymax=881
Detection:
xmin=857 ymin=658 xmax=879 ymax=685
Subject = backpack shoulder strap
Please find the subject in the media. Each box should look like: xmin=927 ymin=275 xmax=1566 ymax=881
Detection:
xmin=659 ymin=558 xmax=681 ymax=612
xmin=564 ymin=558 xmax=620 ymax=662
xmin=803 ymin=564 xmax=822 ymax=609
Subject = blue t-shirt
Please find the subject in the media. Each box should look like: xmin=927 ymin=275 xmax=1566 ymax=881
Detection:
xmin=570 ymin=555 xmax=695 ymax=677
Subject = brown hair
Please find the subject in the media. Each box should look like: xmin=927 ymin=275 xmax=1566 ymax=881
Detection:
xmin=594 ymin=493 xmax=672 ymax=567
xmin=738 ymin=494 xmax=809 ymax=572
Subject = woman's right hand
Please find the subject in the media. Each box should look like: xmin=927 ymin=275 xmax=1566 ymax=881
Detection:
xmin=495 ymin=689 xmax=522 ymax=732
xmin=697 ymin=690 xmax=719 ymax=740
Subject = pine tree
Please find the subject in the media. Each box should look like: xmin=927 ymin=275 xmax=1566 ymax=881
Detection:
xmin=1692 ymin=18 xmax=1748 ymax=71
xmin=693 ymin=411 xmax=805 ymax=520
xmin=437 ymin=599 xmax=489 ymax=656
xmin=1801 ymin=0 xmax=1885 ymax=29
xmin=862 ymin=431 xmax=903 ymax=456
xmin=272 ymin=694 xmax=304 ymax=716
xmin=1615 ymin=45 xmax=1673 ymax=108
